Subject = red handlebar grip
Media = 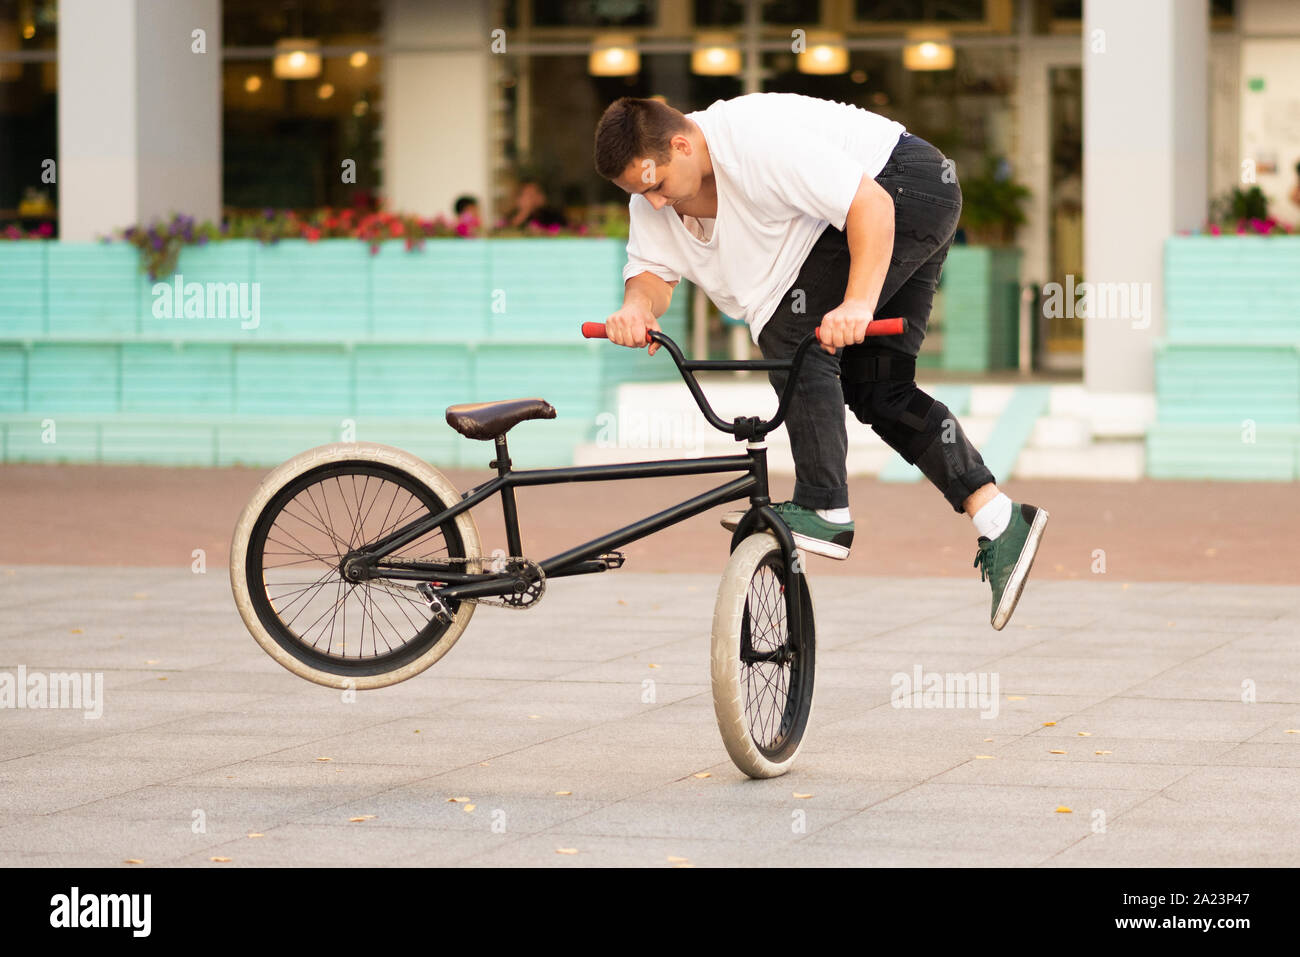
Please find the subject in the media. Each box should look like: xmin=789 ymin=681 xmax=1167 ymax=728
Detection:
xmin=581 ymin=322 xmax=608 ymax=339
xmin=813 ymin=317 xmax=906 ymax=343
xmin=866 ymin=317 xmax=906 ymax=336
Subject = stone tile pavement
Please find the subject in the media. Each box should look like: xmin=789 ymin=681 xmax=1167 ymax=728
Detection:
xmin=1 ymin=565 xmax=1297 ymax=867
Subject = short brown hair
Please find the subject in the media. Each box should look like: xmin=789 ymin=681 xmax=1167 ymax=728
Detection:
xmin=593 ymin=97 xmax=690 ymax=181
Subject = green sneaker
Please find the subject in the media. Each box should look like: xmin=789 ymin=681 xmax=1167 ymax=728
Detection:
xmin=719 ymin=501 xmax=854 ymax=560
xmin=973 ymin=503 xmax=1050 ymax=631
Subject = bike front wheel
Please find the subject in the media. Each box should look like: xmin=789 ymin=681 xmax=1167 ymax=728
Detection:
xmin=710 ymin=532 xmax=816 ymax=778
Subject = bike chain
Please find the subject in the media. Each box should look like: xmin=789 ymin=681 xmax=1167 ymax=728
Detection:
xmin=380 ymin=555 xmax=546 ymax=617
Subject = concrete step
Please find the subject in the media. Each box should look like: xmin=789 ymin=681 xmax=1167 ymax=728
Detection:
xmin=1013 ymin=439 xmax=1146 ymax=480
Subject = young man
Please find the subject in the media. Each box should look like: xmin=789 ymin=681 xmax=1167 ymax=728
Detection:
xmin=593 ymin=93 xmax=1048 ymax=630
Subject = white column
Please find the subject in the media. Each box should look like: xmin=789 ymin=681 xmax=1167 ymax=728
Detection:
xmin=383 ymin=0 xmax=491 ymax=218
xmin=1082 ymin=0 xmax=1208 ymax=393
xmin=58 ymin=0 xmax=220 ymax=241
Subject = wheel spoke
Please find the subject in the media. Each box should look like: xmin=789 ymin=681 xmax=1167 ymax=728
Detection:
xmin=250 ymin=463 xmax=463 ymax=667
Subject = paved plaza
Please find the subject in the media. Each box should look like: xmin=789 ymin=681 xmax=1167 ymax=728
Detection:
xmin=1 ymin=565 xmax=1297 ymax=867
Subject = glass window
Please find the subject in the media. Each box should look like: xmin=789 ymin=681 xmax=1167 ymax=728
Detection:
xmin=0 ymin=0 xmax=58 ymax=231
xmin=518 ymin=53 xmax=741 ymax=211
xmin=221 ymin=0 xmax=382 ymax=47
xmin=855 ymin=0 xmax=988 ymax=22
xmin=761 ymin=45 xmax=1016 ymax=166
xmin=222 ymin=54 xmax=382 ymax=211
xmin=531 ymin=0 xmax=657 ymax=28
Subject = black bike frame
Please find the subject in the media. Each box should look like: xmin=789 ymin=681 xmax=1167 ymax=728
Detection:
xmin=340 ymin=327 xmax=830 ymax=613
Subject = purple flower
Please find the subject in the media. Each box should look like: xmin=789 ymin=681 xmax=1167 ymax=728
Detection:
xmin=151 ymin=236 xmax=164 ymax=251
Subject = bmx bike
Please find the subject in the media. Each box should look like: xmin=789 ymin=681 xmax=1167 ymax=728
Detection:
xmin=230 ymin=316 xmax=906 ymax=778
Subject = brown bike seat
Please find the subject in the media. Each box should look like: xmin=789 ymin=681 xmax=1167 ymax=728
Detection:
xmin=445 ymin=397 xmax=556 ymax=440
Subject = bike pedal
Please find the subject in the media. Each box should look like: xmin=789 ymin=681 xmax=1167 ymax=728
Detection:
xmin=417 ymin=582 xmax=454 ymax=624
xmin=597 ymin=551 xmax=625 ymax=569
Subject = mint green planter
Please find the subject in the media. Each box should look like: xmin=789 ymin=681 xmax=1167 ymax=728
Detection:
xmin=0 ymin=238 xmax=691 ymax=467
xmin=1165 ymin=236 xmax=1300 ymax=343
xmin=371 ymin=239 xmax=489 ymax=340
xmin=1150 ymin=237 xmax=1300 ymax=479
xmin=487 ymin=239 xmax=626 ymax=341
xmin=938 ymin=246 xmax=1021 ymax=372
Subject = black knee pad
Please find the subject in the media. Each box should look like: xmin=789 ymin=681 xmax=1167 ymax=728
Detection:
xmin=845 ymin=378 xmax=951 ymax=466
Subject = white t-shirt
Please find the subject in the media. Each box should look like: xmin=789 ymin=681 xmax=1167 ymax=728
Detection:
xmin=622 ymin=92 xmax=906 ymax=344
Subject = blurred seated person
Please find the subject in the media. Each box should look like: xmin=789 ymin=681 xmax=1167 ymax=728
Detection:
xmin=505 ymin=179 xmax=567 ymax=229
xmin=454 ymin=194 xmax=481 ymax=235
xmin=454 ymin=194 xmax=480 ymax=222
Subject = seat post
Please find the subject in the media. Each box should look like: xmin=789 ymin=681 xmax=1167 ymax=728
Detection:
xmin=490 ymin=434 xmax=524 ymax=556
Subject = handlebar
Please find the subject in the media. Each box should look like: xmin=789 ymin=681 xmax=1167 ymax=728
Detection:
xmin=582 ymin=316 xmax=908 ymax=441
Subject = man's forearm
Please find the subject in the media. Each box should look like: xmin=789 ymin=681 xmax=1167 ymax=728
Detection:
xmin=623 ymin=272 xmax=675 ymax=317
xmin=842 ymin=175 xmax=896 ymax=313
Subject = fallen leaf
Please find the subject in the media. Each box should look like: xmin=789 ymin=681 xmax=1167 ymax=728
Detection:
xmin=1054 ymin=806 xmax=1072 ymax=814
xmin=478 ymin=762 xmax=490 ymax=767
xmin=974 ymin=755 xmax=995 ymax=760
xmin=447 ymin=796 xmax=471 ymax=803
xmin=555 ymin=848 xmax=579 ymax=855
xmin=124 ymin=859 xmax=143 ymax=864
xmin=673 ymin=863 xmax=695 ymax=868
xmin=70 ymin=628 xmax=83 ymax=634
xmin=617 ymin=599 xmax=626 ymax=606
xmin=349 ymin=815 xmax=376 ymax=822
xmin=1049 ymin=749 xmax=1067 ymax=754
xmin=463 ymin=804 xmax=476 ymax=813
xmin=527 ymin=715 xmax=540 ymax=720
xmin=1043 ymin=721 xmax=1056 ymax=726
xmin=1285 ymin=730 xmax=1299 ymax=735
xmin=692 ymin=772 xmax=711 ymax=779
xmin=413 ymin=730 xmax=420 ymax=734
xmin=315 ymin=757 xmax=332 ymax=762
xmin=157 ymin=677 xmax=167 ymax=681
xmin=247 ymin=833 xmax=263 ymax=839
xmin=793 ymin=792 xmax=813 ymax=799
xmin=210 ymin=856 xmax=232 ymax=862
xmin=983 ymin=738 xmax=994 ymax=742
xmin=1076 ymin=732 xmax=1092 ymax=737
xmin=648 ymin=663 xmax=660 ymax=669
xmin=554 ymin=791 xmax=572 ymax=796
xmin=1095 ymin=750 xmax=1113 ymax=755
xmin=667 ymin=856 xmax=689 ymax=863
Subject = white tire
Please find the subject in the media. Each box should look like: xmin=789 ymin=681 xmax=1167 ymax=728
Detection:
xmin=711 ymin=533 xmax=816 ymax=778
xmin=229 ymin=442 xmax=481 ymax=690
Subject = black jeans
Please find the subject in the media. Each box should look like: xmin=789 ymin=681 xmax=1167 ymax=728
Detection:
xmin=757 ymin=133 xmax=995 ymax=514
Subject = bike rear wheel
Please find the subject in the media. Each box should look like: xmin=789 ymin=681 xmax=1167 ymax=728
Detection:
xmin=229 ymin=443 xmax=481 ymax=690
xmin=710 ymin=533 xmax=816 ymax=778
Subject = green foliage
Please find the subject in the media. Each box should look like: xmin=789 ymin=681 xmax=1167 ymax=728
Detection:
xmin=958 ymin=157 xmax=1032 ymax=246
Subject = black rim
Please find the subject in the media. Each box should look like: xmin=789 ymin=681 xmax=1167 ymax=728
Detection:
xmin=245 ymin=462 xmax=466 ymax=677
xmin=739 ymin=551 xmax=814 ymax=761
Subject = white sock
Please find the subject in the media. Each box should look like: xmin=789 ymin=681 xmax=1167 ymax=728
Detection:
xmin=972 ymin=493 xmax=1013 ymax=540
xmin=816 ymin=507 xmax=852 ymax=524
